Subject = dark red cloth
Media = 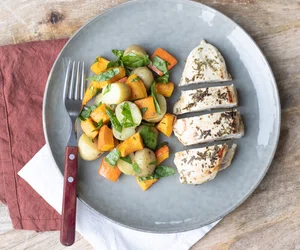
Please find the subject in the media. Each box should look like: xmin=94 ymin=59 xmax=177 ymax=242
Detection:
xmin=0 ymin=39 xmax=68 ymax=231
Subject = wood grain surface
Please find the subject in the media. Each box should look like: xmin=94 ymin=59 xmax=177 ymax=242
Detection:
xmin=0 ymin=0 xmax=300 ymax=249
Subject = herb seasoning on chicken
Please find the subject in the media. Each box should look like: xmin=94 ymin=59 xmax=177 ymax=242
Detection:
xmin=173 ymin=110 xmax=244 ymax=146
xmin=174 ymin=144 xmax=237 ymax=184
xmin=173 ymin=85 xmax=238 ymax=115
xmin=180 ymin=40 xmax=232 ymax=86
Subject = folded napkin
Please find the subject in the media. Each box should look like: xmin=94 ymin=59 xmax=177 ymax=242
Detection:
xmin=0 ymin=39 xmax=220 ymax=249
xmin=19 ymin=145 xmax=220 ymax=250
xmin=0 ymin=39 xmax=67 ymax=230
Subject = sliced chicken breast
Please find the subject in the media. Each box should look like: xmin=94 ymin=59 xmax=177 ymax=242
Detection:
xmin=180 ymin=40 xmax=232 ymax=86
xmin=173 ymin=110 xmax=244 ymax=146
xmin=174 ymin=144 xmax=227 ymax=184
xmin=174 ymin=144 xmax=237 ymax=184
xmin=173 ymin=85 xmax=238 ymax=115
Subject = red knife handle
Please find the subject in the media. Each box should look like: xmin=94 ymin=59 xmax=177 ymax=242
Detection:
xmin=60 ymin=146 xmax=78 ymax=246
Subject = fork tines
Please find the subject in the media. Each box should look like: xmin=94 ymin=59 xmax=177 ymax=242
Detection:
xmin=63 ymin=61 xmax=85 ymax=101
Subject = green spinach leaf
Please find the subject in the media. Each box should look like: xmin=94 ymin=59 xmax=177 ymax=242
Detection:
xmin=106 ymin=50 xmax=125 ymax=69
xmin=131 ymin=76 xmax=140 ymax=82
xmin=140 ymin=107 xmax=148 ymax=116
xmin=138 ymin=166 xmax=175 ymax=181
xmin=154 ymin=166 xmax=175 ymax=177
xmin=122 ymin=53 xmax=150 ymax=68
xmin=139 ymin=126 xmax=157 ymax=150
xmin=105 ymin=148 xmax=121 ymax=167
xmin=152 ymin=56 xmax=168 ymax=74
xmin=92 ymin=120 xmax=103 ymax=132
xmin=93 ymin=57 xmax=99 ymax=63
xmin=132 ymin=162 xmax=141 ymax=174
xmin=106 ymin=60 xmax=123 ymax=69
xmin=78 ymin=105 xmax=97 ymax=121
xmin=120 ymin=102 xmax=135 ymax=127
xmin=141 ymin=121 xmax=156 ymax=127
xmin=103 ymin=84 xmax=111 ymax=95
xmin=151 ymin=81 xmax=161 ymax=115
xmin=106 ymin=108 xmax=123 ymax=133
xmin=125 ymin=67 xmax=132 ymax=76
xmin=112 ymin=49 xmax=124 ymax=59
xmin=156 ymin=72 xmax=169 ymax=83
xmin=138 ymin=175 xmax=156 ymax=181
xmin=120 ymin=155 xmax=132 ymax=165
xmin=88 ymin=68 xmax=120 ymax=82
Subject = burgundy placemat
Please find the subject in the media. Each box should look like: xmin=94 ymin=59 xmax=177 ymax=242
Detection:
xmin=0 ymin=39 xmax=67 ymax=231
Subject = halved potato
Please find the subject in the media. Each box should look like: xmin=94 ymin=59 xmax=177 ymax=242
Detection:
xmin=112 ymin=126 xmax=136 ymax=141
xmin=94 ymin=93 xmax=116 ymax=110
xmin=131 ymin=67 xmax=154 ymax=90
xmin=78 ymin=134 xmax=103 ymax=161
xmin=134 ymin=148 xmax=156 ymax=177
xmin=124 ymin=45 xmax=147 ymax=57
xmin=145 ymin=94 xmax=167 ymax=123
xmin=102 ymin=83 xmax=131 ymax=105
xmin=115 ymin=101 xmax=142 ymax=127
xmin=117 ymin=153 xmax=135 ymax=175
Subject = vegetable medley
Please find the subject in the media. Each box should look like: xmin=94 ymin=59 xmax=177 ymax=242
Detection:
xmin=78 ymin=44 xmax=177 ymax=191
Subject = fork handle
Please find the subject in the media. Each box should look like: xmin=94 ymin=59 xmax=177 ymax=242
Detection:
xmin=60 ymin=146 xmax=78 ymax=246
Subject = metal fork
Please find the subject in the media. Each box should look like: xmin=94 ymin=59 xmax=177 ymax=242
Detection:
xmin=61 ymin=61 xmax=85 ymax=246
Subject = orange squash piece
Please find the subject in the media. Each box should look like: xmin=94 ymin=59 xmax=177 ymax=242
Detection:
xmin=117 ymin=132 xmax=144 ymax=157
xmin=80 ymin=118 xmax=98 ymax=139
xmin=136 ymin=177 xmax=158 ymax=191
xmin=151 ymin=48 xmax=178 ymax=70
xmin=91 ymin=80 xmax=110 ymax=89
xmin=156 ymin=82 xmax=174 ymax=97
xmin=155 ymin=145 xmax=169 ymax=165
xmin=134 ymin=96 xmax=156 ymax=120
xmin=90 ymin=57 xmax=110 ymax=74
xmin=99 ymin=158 xmax=121 ymax=182
xmin=82 ymin=82 xmax=100 ymax=106
xmin=126 ymin=74 xmax=147 ymax=100
xmin=90 ymin=103 xmax=110 ymax=124
xmin=156 ymin=113 xmax=177 ymax=137
xmin=98 ymin=125 xmax=114 ymax=151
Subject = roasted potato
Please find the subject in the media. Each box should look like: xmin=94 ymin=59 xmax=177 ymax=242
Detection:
xmin=101 ymin=83 xmax=131 ymax=105
xmin=134 ymin=148 xmax=156 ymax=177
xmin=117 ymin=153 xmax=135 ymax=175
xmin=94 ymin=93 xmax=116 ymax=110
xmin=145 ymin=94 xmax=167 ymax=123
xmin=124 ymin=45 xmax=147 ymax=57
xmin=78 ymin=134 xmax=102 ymax=161
xmin=115 ymin=101 xmax=142 ymax=127
xmin=131 ymin=67 xmax=154 ymax=90
xmin=112 ymin=126 xmax=136 ymax=141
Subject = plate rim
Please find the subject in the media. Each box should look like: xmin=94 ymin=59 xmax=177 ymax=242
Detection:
xmin=42 ymin=0 xmax=281 ymax=233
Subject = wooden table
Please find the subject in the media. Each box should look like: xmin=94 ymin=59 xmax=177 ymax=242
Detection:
xmin=0 ymin=0 xmax=299 ymax=249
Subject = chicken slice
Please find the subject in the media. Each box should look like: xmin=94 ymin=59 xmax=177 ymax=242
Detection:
xmin=180 ymin=40 xmax=232 ymax=86
xmin=173 ymin=85 xmax=238 ymax=115
xmin=173 ymin=110 xmax=244 ymax=146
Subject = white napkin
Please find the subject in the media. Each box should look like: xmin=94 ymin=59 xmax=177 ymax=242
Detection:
xmin=18 ymin=145 xmax=220 ymax=250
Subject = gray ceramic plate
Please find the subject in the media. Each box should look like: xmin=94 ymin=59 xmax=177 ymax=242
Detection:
xmin=43 ymin=0 xmax=280 ymax=233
